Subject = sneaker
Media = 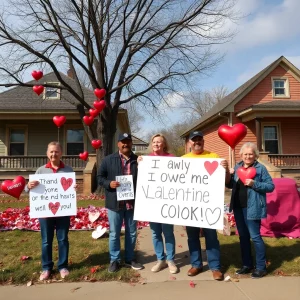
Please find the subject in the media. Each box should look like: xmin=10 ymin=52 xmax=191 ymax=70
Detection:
xmin=235 ymin=266 xmax=253 ymax=275
xmin=60 ymin=268 xmax=69 ymax=279
xmin=108 ymin=261 xmax=120 ymax=273
xmin=251 ymin=269 xmax=267 ymax=279
xmin=167 ymin=260 xmax=179 ymax=274
xmin=151 ymin=260 xmax=167 ymax=272
xmin=125 ymin=260 xmax=144 ymax=270
xmin=39 ymin=270 xmax=51 ymax=281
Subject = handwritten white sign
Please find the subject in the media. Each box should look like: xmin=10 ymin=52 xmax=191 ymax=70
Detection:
xmin=116 ymin=175 xmax=134 ymax=200
xmin=134 ymin=157 xmax=225 ymax=230
xmin=29 ymin=172 xmax=77 ymax=218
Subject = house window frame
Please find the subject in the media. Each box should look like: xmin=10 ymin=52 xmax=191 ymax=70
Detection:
xmin=64 ymin=124 xmax=87 ymax=155
xmin=261 ymin=122 xmax=282 ymax=154
xmin=271 ymin=77 xmax=290 ymax=98
xmin=43 ymin=82 xmax=61 ymax=100
xmin=5 ymin=125 xmax=28 ymax=156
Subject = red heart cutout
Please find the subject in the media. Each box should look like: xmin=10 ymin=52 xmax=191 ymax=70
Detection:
xmin=53 ymin=115 xmax=66 ymax=128
xmin=218 ymin=123 xmax=247 ymax=149
xmin=33 ymin=85 xmax=44 ymax=96
xmin=94 ymin=88 xmax=106 ymax=99
xmin=237 ymin=167 xmax=256 ymax=184
xmin=79 ymin=151 xmax=89 ymax=161
xmin=91 ymin=139 xmax=102 ymax=149
xmin=204 ymin=161 xmax=219 ymax=176
xmin=31 ymin=70 xmax=43 ymax=81
xmin=1 ymin=176 xmax=26 ymax=199
xmin=83 ymin=115 xmax=94 ymax=126
xmin=61 ymin=177 xmax=73 ymax=191
xmin=93 ymin=100 xmax=106 ymax=112
xmin=49 ymin=202 xmax=60 ymax=215
xmin=89 ymin=108 xmax=100 ymax=118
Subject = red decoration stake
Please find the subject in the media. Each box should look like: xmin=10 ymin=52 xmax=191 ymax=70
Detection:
xmin=1 ymin=176 xmax=26 ymax=199
xmin=218 ymin=123 xmax=247 ymax=149
xmin=94 ymin=88 xmax=106 ymax=99
xmin=31 ymin=70 xmax=43 ymax=81
xmin=91 ymin=139 xmax=102 ymax=149
xmin=33 ymin=85 xmax=44 ymax=96
xmin=53 ymin=116 xmax=66 ymax=128
xmin=93 ymin=100 xmax=106 ymax=112
xmin=83 ymin=115 xmax=94 ymax=126
xmin=79 ymin=151 xmax=89 ymax=161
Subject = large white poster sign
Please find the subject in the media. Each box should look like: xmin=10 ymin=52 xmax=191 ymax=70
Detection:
xmin=29 ymin=172 xmax=77 ymax=218
xmin=116 ymin=175 xmax=134 ymax=200
xmin=134 ymin=157 xmax=225 ymax=230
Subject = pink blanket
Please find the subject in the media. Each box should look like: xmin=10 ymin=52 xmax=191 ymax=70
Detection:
xmin=261 ymin=178 xmax=300 ymax=238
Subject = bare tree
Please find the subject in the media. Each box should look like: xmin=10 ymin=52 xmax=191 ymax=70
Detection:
xmin=0 ymin=0 xmax=237 ymax=161
xmin=122 ymin=102 xmax=144 ymax=135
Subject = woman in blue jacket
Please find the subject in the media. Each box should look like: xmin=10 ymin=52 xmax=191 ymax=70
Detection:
xmin=226 ymin=142 xmax=274 ymax=279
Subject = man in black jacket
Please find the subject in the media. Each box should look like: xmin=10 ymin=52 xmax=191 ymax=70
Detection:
xmin=97 ymin=133 xmax=143 ymax=273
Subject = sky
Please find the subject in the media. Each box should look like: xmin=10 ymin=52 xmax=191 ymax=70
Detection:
xmin=139 ymin=0 xmax=300 ymax=137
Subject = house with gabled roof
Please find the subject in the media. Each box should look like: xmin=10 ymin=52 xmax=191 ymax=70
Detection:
xmin=0 ymin=71 xmax=130 ymax=194
xmin=132 ymin=135 xmax=148 ymax=154
xmin=181 ymin=56 xmax=300 ymax=183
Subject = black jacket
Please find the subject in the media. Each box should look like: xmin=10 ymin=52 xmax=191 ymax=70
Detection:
xmin=97 ymin=151 xmax=138 ymax=211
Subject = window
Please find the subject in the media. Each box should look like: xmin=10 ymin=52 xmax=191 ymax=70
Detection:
xmin=66 ymin=129 xmax=84 ymax=155
xmin=9 ymin=129 xmax=25 ymax=155
xmin=44 ymin=82 xmax=60 ymax=99
xmin=263 ymin=126 xmax=279 ymax=154
xmin=272 ymin=77 xmax=290 ymax=98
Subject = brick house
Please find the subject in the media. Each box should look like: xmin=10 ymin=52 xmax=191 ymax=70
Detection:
xmin=181 ymin=56 xmax=300 ymax=182
xmin=0 ymin=72 xmax=130 ymax=194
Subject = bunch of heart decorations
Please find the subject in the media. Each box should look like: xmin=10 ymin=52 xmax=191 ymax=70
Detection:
xmin=217 ymin=123 xmax=256 ymax=184
xmin=31 ymin=70 xmax=106 ymax=161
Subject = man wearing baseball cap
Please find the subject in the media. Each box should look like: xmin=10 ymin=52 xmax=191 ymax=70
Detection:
xmin=97 ymin=132 xmax=143 ymax=273
xmin=182 ymin=130 xmax=230 ymax=280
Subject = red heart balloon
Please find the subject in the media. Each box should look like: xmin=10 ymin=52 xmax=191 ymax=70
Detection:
xmin=237 ymin=167 xmax=256 ymax=184
xmin=218 ymin=123 xmax=247 ymax=149
xmin=91 ymin=139 xmax=102 ymax=149
xmin=94 ymin=88 xmax=106 ymax=99
xmin=83 ymin=115 xmax=94 ymax=126
xmin=93 ymin=100 xmax=106 ymax=112
xmin=33 ymin=85 xmax=44 ymax=96
xmin=79 ymin=151 xmax=89 ymax=161
xmin=53 ymin=115 xmax=66 ymax=128
xmin=31 ymin=70 xmax=43 ymax=81
xmin=1 ymin=176 xmax=26 ymax=199
xmin=89 ymin=108 xmax=100 ymax=118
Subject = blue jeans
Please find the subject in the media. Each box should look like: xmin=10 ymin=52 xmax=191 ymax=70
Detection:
xmin=39 ymin=216 xmax=70 ymax=271
xmin=107 ymin=208 xmax=137 ymax=262
xmin=186 ymin=226 xmax=221 ymax=270
xmin=233 ymin=207 xmax=266 ymax=271
xmin=150 ymin=222 xmax=175 ymax=261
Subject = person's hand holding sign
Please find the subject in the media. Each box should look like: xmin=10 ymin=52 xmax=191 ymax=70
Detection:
xmin=110 ymin=181 xmax=120 ymax=189
xmin=27 ymin=180 xmax=40 ymax=190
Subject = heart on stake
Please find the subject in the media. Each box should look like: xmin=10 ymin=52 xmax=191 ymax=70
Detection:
xmin=91 ymin=139 xmax=102 ymax=149
xmin=93 ymin=100 xmax=106 ymax=112
xmin=53 ymin=116 xmax=66 ymax=128
xmin=79 ymin=151 xmax=89 ymax=161
xmin=1 ymin=176 xmax=26 ymax=199
xmin=94 ymin=88 xmax=106 ymax=99
xmin=31 ymin=70 xmax=43 ymax=81
xmin=89 ymin=108 xmax=100 ymax=118
xmin=83 ymin=115 xmax=94 ymax=126
xmin=91 ymin=225 xmax=107 ymax=239
xmin=61 ymin=177 xmax=73 ymax=191
xmin=33 ymin=85 xmax=44 ymax=96
xmin=88 ymin=211 xmax=100 ymax=223
xmin=49 ymin=202 xmax=60 ymax=215
xmin=237 ymin=167 xmax=256 ymax=184
xmin=218 ymin=123 xmax=247 ymax=149
xmin=204 ymin=161 xmax=219 ymax=176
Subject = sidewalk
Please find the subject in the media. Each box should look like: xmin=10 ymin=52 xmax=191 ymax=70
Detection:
xmin=0 ymin=226 xmax=299 ymax=300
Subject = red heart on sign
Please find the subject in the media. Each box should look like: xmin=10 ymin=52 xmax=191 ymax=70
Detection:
xmin=49 ymin=202 xmax=60 ymax=215
xmin=93 ymin=100 xmax=106 ymax=112
xmin=31 ymin=70 xmax=43 ymax=81
xmin=79 ymin=151 xmax=89 ymax=161
xmin=91 ymin=139 xmax=102 ymax=149
xmin=89 ymin=108 xmax=100 ymax=118
xmin=237 ymin=167 xmax=256 ymax=184
xmin=218 ymin=123 xmax=247 ymax=149
xmin=94 ymin=88 xmax=106 ymax=99
xmin=204 ymin=161 xmax=219 ymax=176
xmin=1 ymin=176 xmax=26 ymax=199
xmin=53 ymin=116 xmax=66 ymax=128
xmin=33 ymin=85 xmax=44 ymax=96
xmin=83 ymin=115 xmax=94 ymax=126
xmin=61 ymin=177 xmax=73 ymax=191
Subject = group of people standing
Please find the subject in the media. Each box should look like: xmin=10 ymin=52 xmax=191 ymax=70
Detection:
xmin=26 ymin=129 xmax=274 ymax=281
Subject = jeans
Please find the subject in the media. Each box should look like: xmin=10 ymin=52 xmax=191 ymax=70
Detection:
xmin=39 ymin=216 xmax=70 ymax=271
xmin=107 ymin=208 xmax=137 ymax=262
xmin=150 ymin=222 xmax=175 ymax=261
xmin=186 ymin=226 xmax=221 ymax=270
xmin=233 ymin=207 xmax=266 ymax=271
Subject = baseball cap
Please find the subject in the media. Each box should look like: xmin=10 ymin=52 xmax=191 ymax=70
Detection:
xmin=118 ymin=133 xmax=132 ymax=141
xmin=189 ymin=131 xmax=204 ymax=140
